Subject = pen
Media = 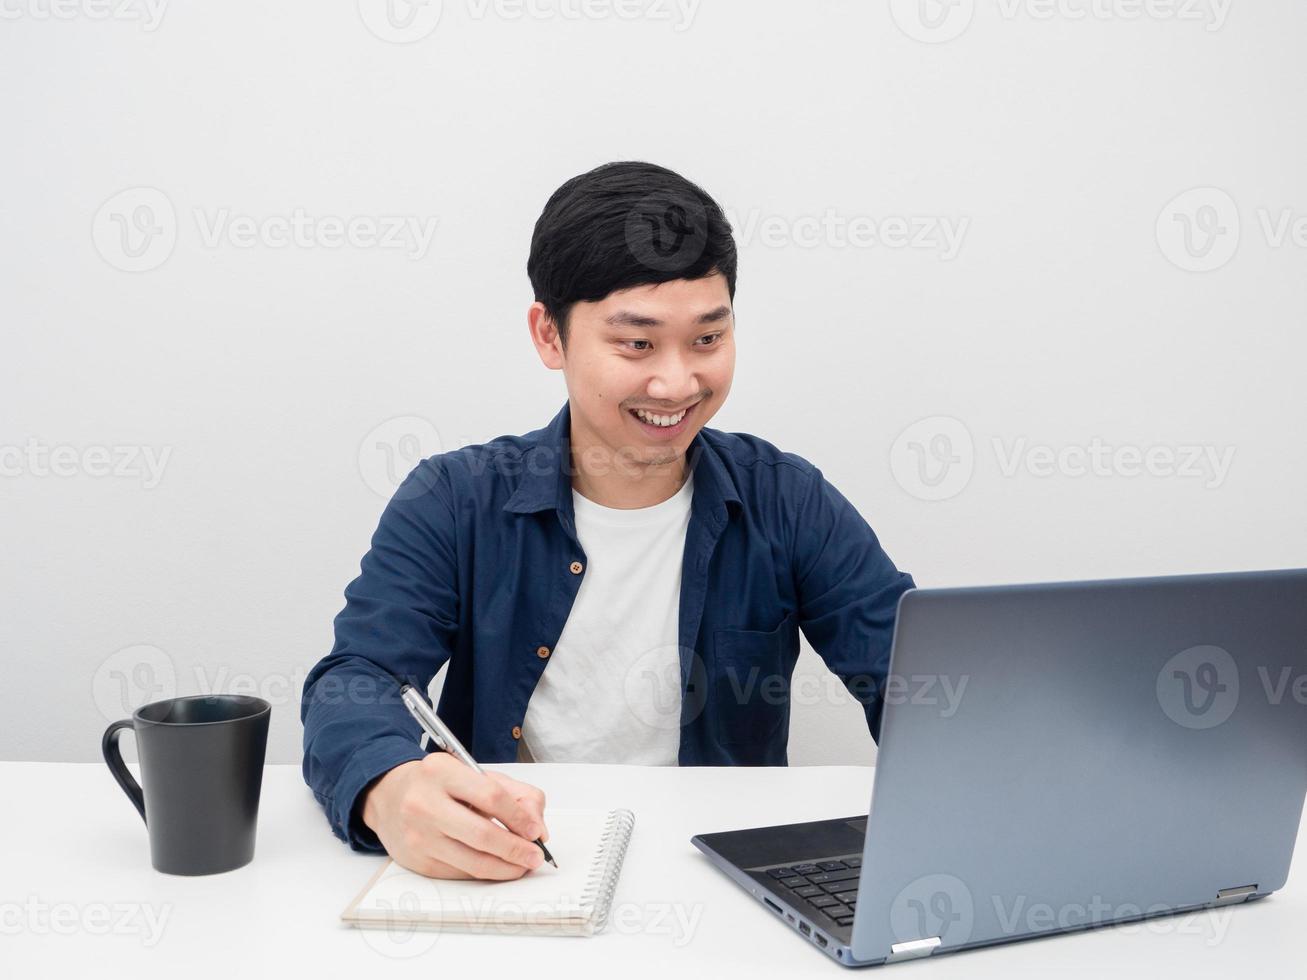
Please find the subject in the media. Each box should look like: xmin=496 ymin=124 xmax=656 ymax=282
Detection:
xmin=399 ymin=683 xmax=557 ymax=869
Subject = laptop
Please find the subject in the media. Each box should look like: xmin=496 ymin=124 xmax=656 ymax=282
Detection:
xmin=691 ymin=567 xmax=1307 ymax=967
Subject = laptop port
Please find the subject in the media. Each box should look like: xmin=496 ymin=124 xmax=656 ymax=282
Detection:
xmin=816 ymin=934 xmax=829 ymax=948
xmin=799 ymin=922 xmax=811 ymax=937
xmin=763 ymin=897 xmax=782 ymax=915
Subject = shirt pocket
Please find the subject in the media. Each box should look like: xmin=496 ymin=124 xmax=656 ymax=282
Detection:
xmin=711 ymin=611 xmax=795 ymax=751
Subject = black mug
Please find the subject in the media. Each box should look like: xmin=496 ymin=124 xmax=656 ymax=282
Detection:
xmin=101 ymin=694 xmax=271 ymax=876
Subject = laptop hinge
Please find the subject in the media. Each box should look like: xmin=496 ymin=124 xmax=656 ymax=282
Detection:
xmin=1210 ymin=884 xmax=1258 ymax=907
xmin=887 ymin=937 xmax=941 ymax=962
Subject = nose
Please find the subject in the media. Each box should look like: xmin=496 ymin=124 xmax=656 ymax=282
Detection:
xmin=645 ymin=348 xmax=701 ymax=406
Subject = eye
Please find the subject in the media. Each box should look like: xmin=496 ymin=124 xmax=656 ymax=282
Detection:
xmin=620 ymin=333 xmax=722 ymax=353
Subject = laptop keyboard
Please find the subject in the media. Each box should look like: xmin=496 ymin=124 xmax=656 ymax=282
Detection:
xmin=764 ymin=856 xmax=861 ymax=929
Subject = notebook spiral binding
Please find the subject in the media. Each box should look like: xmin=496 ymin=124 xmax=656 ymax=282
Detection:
xmin=578 ymin=808 xmax=636 ymax=933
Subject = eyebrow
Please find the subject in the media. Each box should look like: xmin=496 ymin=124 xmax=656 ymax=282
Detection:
xmin=603 ymin=304 xmax=733 ymax=329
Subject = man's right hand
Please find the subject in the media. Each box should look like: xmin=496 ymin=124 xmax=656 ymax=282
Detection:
xmin=360 ymin=752 xmax=550 ymax=880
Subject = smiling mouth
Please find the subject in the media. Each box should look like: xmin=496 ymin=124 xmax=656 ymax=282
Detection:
xmin=627 ymin=400 xmax=700 ymax=432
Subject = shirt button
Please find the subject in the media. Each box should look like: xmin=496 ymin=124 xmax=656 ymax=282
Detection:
xmin=536 ymin=645 xmax=551 ymax=659
xmin=569 ymin=560 xmax=583 ymax=574
xmin=511 ymin=725 xmax=522 ymax=739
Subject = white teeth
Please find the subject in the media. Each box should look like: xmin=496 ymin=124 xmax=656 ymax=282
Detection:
xmin=634 ymin=407 xmax=688 ymax=427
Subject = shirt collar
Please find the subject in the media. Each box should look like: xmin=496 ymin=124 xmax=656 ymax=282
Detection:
xmin=502 ymin=399 xmax=741 ymax=527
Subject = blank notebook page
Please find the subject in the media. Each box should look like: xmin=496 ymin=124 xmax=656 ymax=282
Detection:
xmin=351 ymin=808 xmax=612 ymax=920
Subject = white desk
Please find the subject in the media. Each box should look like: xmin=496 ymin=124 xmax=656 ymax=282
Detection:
xmin=6 ymin=762 xmax=1303 ymax=977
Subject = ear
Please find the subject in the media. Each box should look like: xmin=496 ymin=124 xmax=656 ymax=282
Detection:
xmin=527 ymin=302 xmax=565 ymax=370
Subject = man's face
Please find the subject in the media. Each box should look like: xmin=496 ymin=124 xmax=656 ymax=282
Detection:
xmin=541 ymin=273 xmax=735 ymax=474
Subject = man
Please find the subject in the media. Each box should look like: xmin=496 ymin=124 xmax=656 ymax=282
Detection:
xmin=300 ymin=161 xmax=915 ymax=882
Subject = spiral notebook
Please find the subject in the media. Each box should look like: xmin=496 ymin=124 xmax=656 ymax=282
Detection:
xmin=340 ymin=808 xmax=636 ymax=937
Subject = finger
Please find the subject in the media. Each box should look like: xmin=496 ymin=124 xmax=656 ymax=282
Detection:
xmin=445 ymin=770 xmax=544 ymax=843
xmin=485 ymin=772 xmax=549 ymax=840
xmin=485 ymin=771 xmax=546 ymax=807
xmin=436 ymin=797 xmax=545 ymax=871
xmin=425 ymin=833 xmax=534 ymax=881
xmin=465 ymin=803 xmax=550 ymax=854
xmin=402 ymin=853 xmax=472 ymax=880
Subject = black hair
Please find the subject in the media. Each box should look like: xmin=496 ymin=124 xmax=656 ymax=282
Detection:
xmin=527 ymin=161 xmax=737 ymax=351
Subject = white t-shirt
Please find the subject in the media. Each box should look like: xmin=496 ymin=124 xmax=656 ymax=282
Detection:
xmin=516 ymin=471 xmax=693 ymax=765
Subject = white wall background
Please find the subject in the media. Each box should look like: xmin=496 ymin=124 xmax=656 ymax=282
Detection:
xmin=2 ymin=1 xmax=1304 ymax=767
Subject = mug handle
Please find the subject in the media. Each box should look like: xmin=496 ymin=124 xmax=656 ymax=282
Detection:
xmin=101 ymin=719 xmax=147 ymax=824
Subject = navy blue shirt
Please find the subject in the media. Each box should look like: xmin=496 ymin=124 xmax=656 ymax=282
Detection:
xmin=301 ymin=400 xmax=915 ymax=852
